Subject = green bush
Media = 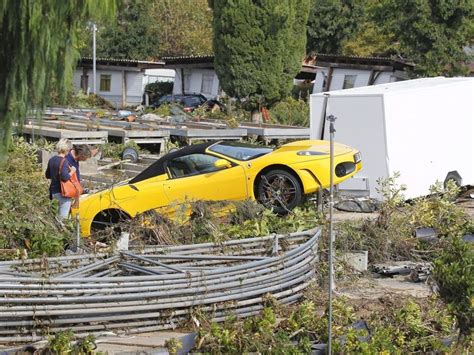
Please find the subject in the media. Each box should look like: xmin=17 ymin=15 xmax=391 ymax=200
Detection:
xmin=70 ymin=90 xmax=114 ymax=109
xmin=0 ymin=138 xmax=72 ymax=259
xmin=291 ymin=81 xmax=313 ymax=101
xmin=433 ymin=236 xmax=474 ymax=340
xmin=269 ymin=97 xmax=309 ymax=127
xmin=195 ymin=295 xmax=455 ymax=354
xmin=335 ymin=175 xmax=473 ymax=263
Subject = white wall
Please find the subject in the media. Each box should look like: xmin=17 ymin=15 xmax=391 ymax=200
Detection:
xmin=73 ymin=68 xmax=144 ymax=107
xmin=173 ymin=68 xmax=220 ymax=98
xmin=312 ymin=68 xmax=407 ymax=94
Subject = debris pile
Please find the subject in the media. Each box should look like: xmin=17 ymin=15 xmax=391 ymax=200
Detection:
xmin=0 ymin=229 xmax=320 ymax=343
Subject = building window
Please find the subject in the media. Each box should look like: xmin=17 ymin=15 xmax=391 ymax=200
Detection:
xmin=201 ymin=74 xmax=214 ymax=95
xmin=342 ymin=75 xmax=357 ymax=89
xmin=100 ymin=74 xmax=111 ymax=92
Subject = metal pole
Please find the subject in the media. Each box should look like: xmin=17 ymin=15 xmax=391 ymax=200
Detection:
xmin=327 ymin=114 xmax=337 ymax=355
xmin=75 ymin=213 xmax=80 ymax=252
xmin=316 ymin=94 xmax=330 ymax=212
xmin=92 ymin=23 xmax=97 ymax=94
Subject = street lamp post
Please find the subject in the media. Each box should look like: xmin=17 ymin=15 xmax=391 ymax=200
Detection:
xmin=92 ymin=23 xmax=97 ymax=94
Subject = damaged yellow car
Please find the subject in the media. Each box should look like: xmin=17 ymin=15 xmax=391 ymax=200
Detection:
xmin=72 ymin=140 xmax=362 ymax=236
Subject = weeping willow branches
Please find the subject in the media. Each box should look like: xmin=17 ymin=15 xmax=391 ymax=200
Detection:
xmin=0 ymin=0 xmax=118 ymax=160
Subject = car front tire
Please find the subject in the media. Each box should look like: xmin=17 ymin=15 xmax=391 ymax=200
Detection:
xmin=256 ymin=169 xmax=303 ymax=214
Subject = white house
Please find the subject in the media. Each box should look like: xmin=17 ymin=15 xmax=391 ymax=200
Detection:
xmin=163 ymin=55 xmax=220 ymax=99
xmin=306 ymin=54 xmax=413 ymax=93
xmin=73 ymin=57 xmax=166 ymax=108
xmin=162 ymin=54 xmax=414 ymax=99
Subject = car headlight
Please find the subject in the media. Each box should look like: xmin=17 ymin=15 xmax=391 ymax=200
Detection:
xmin=297 ymin=151 xmax=326 ymax=156
xmin=353 ymin=152 xmax=361 ymax=163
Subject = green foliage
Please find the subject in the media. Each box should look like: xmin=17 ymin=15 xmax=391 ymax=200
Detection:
xmin=410 ymin=181 xmax=472 ymax=237
xmin=100 ymin=141 xmax=144 ymax=161
xmin=212 ymin=0 xmax=311 ymax=108
xmin=44 ymin=331 xmax=96 ymax=354
xmin=433 ymin=236 xmax=474 ymax=339
xmin=0 ymin=139 xmax=72 ymax=259
xmin=146 ymin=103 xmax=172 ymax=118
xmin=95 ymin=1 xmax=160 ymax=60
xmin=46 ymin=329 xmax=75 ymax=354
xmin=306 ymin=0 xmax=364 ymax=54
xmin=70 ymin=91 xmax=115 ymax=110
xmin=373 ymin=0 xmax=474 ymax=76
xmin=269 ymin=97 xmax=309 ymax=127
xmin=335 ymin=174 xmax=472 ymax=263
xmin=221 ymin=204 xmax=323 ymax=240
xmin=196 ymin=295 xmax=454 ymax=353
xmin=89 ymin=0 xmax=213 ymax=58
xmin=196 ymin=305 xmax=314 ymax=354
xmin=152 ymin=0 xmax=213 ymax=56
xmin=164 ymin=337 xmax=182 ymax=355
xmin=0 ymin=0 xmax=117 ymax=159
xmin=341 ymin=16 xmax=399 ymax=57
xmin=291 ymin=81 xmax=313 ymax=101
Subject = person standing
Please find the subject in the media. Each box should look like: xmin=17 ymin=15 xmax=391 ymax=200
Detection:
xmin=65 ymin=144 xmax=93 ymax=184
xmin=45 ymin=139 xmax=75 ymax=219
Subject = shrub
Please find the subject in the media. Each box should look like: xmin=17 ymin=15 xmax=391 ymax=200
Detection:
xmin=269 ymin=97 xmax=309 ymax=127
xmin=70 ymin=90 xmax=114 ymax=109
xmin=0 ymin=138 xmax=72 ymax=259
xmin=433 ymin=236 xmax=474 ymax=341
xmin=335 ymin=174 xmax=473 ymax=263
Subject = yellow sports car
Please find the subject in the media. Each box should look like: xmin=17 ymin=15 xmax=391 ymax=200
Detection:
xmin=72 ymin=140 xmax=362 ymax=236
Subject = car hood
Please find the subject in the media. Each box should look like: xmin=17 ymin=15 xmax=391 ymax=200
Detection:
xmin=275 ymin=140 xmax=355 ymax=156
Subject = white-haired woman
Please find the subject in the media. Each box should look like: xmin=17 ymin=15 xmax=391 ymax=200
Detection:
xmin=45 ymin=139 xmax=76 ymax=219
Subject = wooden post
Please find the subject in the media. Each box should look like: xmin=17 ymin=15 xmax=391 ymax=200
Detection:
xmin=122 ymin=70 xmax=127 ymax=108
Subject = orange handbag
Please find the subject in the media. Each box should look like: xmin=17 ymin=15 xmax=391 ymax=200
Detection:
xmin=59 ymin=158 xmax=83 ymax=199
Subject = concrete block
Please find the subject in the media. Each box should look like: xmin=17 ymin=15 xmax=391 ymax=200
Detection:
xmin=341 ymin=251 xmax=368 ymax=272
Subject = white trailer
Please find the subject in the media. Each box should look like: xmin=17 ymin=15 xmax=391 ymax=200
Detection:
xmin=310 ymin=77 xmax=474 ymax=199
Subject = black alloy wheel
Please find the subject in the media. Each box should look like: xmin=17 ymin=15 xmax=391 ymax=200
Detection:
xmin=257 ymin=169 xmax=303 ymax=214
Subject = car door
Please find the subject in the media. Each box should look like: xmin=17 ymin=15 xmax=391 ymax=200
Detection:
xmin=163 ymin=153 xmax=248 ymax=205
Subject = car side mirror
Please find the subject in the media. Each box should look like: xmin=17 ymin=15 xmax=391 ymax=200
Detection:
xmin=214 ymin=159 xmax=232 ymax=170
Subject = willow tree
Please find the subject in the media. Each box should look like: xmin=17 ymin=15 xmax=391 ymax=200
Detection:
xmin=211 ymin=0 xmax=310 ymax=119
xmin=0 ymin=0 xmax=118 ymax=158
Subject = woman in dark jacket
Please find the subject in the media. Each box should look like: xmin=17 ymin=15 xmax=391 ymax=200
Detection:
xmin=45 ymin=139 xmax=75 ymax=219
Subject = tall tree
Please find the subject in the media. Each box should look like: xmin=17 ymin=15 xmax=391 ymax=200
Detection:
xmin=0 ymin=0 xmax=117 ymax=158
xmin=93 ymin=1 xmax=160 ymax=60
xmin=306 ymin=0 xmax=364 ymax=55
xmin=153 ymin=0 xmax=213 ymax=56
xmin=211 ymin=0 xmax=310 ymax=115
xmin=374 ymin=0 xmax=474 ymax=76
xmin=340 ymin=0 xmax=399 ymax=57
xmin=87 ymin=0 xmax=213 ymax=59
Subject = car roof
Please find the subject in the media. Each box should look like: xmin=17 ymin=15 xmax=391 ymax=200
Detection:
xmin=129 ymin=141 xmax=218 ymax=184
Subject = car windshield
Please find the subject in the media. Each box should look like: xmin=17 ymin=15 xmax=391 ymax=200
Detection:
xmin=209 ymin=142 xmax=273 ymax=161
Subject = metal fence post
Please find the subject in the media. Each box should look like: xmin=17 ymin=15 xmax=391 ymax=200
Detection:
xmin=327 ymin=114 xmax=337 ymax=355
